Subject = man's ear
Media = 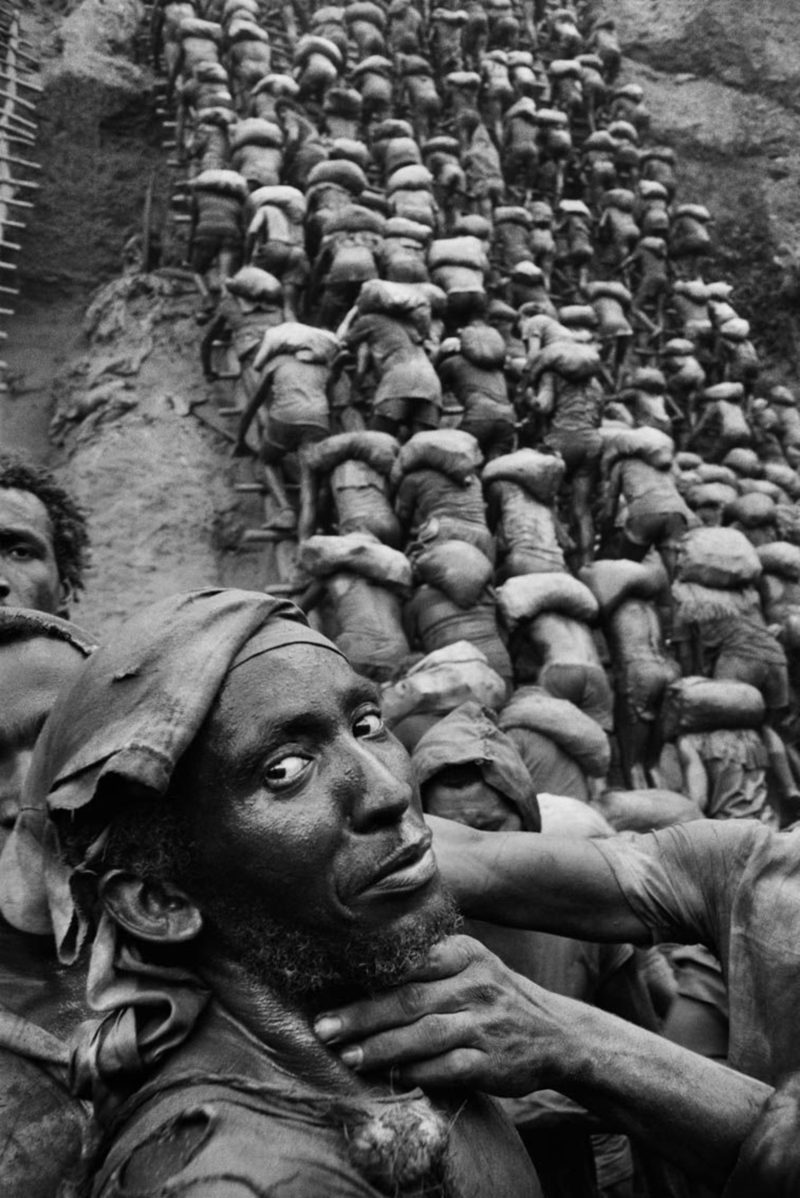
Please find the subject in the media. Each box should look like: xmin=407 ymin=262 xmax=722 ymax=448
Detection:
xmin=56 ymin=580 xmax=74 ymax=619
xmin=99 ymin=871 xmax=203 ymax=944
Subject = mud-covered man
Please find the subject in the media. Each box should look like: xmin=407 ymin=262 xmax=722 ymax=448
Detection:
xmin=34 ymin=589 xmax=541 ymax=1198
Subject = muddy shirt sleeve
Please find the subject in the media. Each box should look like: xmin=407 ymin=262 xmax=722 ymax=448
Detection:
xmin=591 ymin=821 xmax=764 ymax=950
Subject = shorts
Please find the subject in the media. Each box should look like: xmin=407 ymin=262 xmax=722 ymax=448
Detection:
xmin=539 ymin=661 xmax=614 ymax=731
xmin=259 ymin=414 xmax=329 ymax=463
xmin=253 ymin=242 xmax=309 ymax=289
xmin=372 ymin=396 xmax=441 ymax=430
xmin=544 ymin=429 xmax=602 ymax=474
xmin=460 ymin=412 xmax=515 ymax=459
xmin=624 ymin=506 xmax=689 ymax=549
xmin=191 ymin=235 xmax=241 ymax=276
xmin=619 ymin=656 xmax=680 ymax=723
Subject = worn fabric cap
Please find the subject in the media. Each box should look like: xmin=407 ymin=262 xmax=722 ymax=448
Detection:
xmin=23 ymin=589 xmax=325 ymax=959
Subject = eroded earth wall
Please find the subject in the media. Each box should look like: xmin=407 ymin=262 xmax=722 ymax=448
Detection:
xmin=3 ymin=0 xmax=800 ymax=635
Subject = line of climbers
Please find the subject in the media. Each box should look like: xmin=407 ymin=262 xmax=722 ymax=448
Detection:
xmin=147 ymin=0 xmax=800 ymax=836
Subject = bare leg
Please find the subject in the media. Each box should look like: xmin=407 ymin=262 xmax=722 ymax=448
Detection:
xmin=262 ymin=464 xmax=297 ymax=530
xmin=296 ymin=450 xmax=317 ymax=542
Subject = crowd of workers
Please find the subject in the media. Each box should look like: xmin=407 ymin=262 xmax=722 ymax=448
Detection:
xmin=2 ymin=0 xmax=800 ymax=1193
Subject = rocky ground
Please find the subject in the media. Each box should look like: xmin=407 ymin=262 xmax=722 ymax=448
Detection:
xmin=0 ymin=0 xmax=799 ymax=636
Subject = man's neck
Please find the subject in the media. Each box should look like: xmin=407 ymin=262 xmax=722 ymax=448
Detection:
xmin=197 ymin=955 xmax=379 ymax=1097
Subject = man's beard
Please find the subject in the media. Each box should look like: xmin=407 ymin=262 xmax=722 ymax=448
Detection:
xmin=194 ymin=882 xmax=462 ymax=1002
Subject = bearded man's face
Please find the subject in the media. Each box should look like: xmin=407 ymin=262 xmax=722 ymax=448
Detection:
xmin=176 ymin=643 xmax=458 ymax=1000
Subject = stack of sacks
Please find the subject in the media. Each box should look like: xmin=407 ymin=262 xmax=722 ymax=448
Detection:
xmin=499 ymin=684 xmax=610 ymax=802
xmin=297 ymin=532 xmax=411 ymax=680
xmin=306 ymin=431 xmax=402 ymax=546
xmin=672 ymin=525 xmax=765 ymax=622
xmin=482 ymin=449 xmax=568 ymax=580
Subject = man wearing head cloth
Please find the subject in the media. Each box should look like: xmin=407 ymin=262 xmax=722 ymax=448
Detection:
xmin=33 ymin=589 xmax=541 ymax=1197
xmin=0 ymin=607 xmax=96 ymax=1196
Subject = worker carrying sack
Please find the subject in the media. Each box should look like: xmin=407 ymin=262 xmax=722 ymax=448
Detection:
xmin=499 ymin=685 xmax=610 ymax=777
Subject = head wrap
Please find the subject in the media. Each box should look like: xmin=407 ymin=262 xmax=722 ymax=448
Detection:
xmin=0 ymin=607 xmax=97 ymax=936
xmin=14 ymin=589 xmax=345 ymax=1106
xmin=412 ymin=701 xmax=541 ymax=832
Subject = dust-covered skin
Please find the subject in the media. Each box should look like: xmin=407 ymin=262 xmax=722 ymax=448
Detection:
xmin=0 ymin=490 xmax=64 ymax=615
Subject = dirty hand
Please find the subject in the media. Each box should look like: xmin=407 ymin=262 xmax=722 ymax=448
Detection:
xmin=313 ymin=935 xmax=574 ymax=1096
xmin=724 ymin=1073 xmax=800 ymax=1197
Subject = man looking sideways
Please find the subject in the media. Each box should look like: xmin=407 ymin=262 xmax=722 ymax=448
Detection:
xmin=0 ymin=454 xmax=90 ymax=616
xmin=33 ymin=589 xmax=540 ymax=1197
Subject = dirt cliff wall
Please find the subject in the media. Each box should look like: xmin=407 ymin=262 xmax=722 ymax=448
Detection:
xmin=4 ymin=0 xmax=800 ymax=635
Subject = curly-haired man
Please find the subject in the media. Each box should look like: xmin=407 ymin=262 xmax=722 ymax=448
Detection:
xmin=0 ymin=454 xmax=90 ymax=615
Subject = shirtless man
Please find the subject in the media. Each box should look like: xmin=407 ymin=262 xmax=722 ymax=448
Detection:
xmin=31 ymin=589 xmax=540 ymax=1197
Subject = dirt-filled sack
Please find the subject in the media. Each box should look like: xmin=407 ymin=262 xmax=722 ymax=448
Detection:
xmin=381 ymin=641 xmax=507 ymax=724
xmin=687 ymin=482 xmax=739 ymax=512
xmin=676 ymin=526 xmax=761 ymax=589
xmin=726 ymin=492 xmax=776 ymax=529
xmin=307 ymin=431 xmax=400 ymax=476
xmin=356 ymin=278 xmax=431 ymax=332
xmin=254 ymin=322 xmax=339 ymax=367
xmin=482 ymin=448 xmax=565 ymax=503
xmin=580 ymin=555 xmax=668 ymax=618
xmin=497 ymin=572 xmax=598 ymax=627
xmin=459 ymin=323 xmax=506 ymax=368
xmin=411 ymin=540 xmax=493 ymax=608
xmin=661 ymin=676 xmax=765 ymax=739
xmin=758 ymin=541 xmax=800 ymax=582
xmin=392 ymin=429 xmax=483 ymax=485
xmin=299 ymin=533 xmax=412 ymax=592
xmin=499 ymin=685 xmax=610 ymax=776
xmin=604 ymin=426 xmax=674 ymax=468
xmin=595 ymin=788 xmax=703 ymax=832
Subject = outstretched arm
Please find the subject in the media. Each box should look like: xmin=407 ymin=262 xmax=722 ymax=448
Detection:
xmin=313 ymin=936 xmax=771 ymax=1188
xmin=426 ymin=815 xmax=650 ymax=943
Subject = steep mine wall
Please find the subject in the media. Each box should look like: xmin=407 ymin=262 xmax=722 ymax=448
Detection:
xmin=2 ymin=0 xmax=264 ymax=634
xmin=3 ymin=0 xmax=800 ymax=635
xmin=596 ymin=0 xmax=800 ymax=370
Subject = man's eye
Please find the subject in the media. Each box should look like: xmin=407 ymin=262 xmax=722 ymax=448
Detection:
xmin=353 ymin=712 xmax=383 ymax=738
xmin=263 ymin=754 xmax=309 ymax=789
xmin=7 ymin=545 xmax=36 ymax=561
